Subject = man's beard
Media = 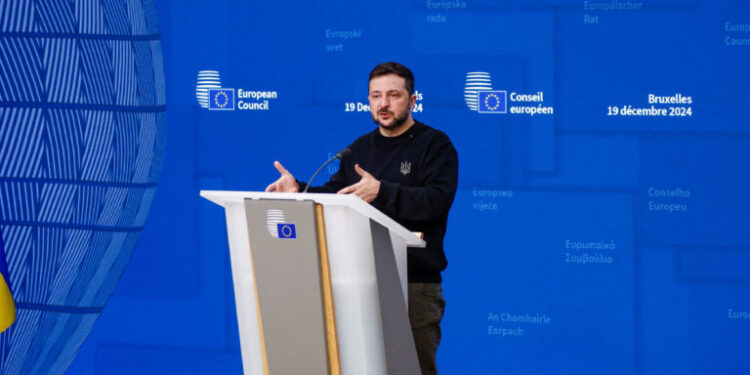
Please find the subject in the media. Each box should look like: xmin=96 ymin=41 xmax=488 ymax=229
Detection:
xmin=372 ymin=109 xmax=409 ymax=132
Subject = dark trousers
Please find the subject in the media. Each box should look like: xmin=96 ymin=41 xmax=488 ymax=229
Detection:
xmin=408 ymin=282 xmax=445 ymax=375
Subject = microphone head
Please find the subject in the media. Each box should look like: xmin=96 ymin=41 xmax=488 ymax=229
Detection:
xmin=336 ymin=148 xmax=352 ymax=160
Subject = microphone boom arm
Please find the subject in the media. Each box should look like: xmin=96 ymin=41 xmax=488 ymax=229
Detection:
xmin=302 ymin=148 xmax=351 ymax=194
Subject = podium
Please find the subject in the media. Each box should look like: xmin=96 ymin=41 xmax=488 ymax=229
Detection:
xmin=200 ymin=191 xmax=425 ymax=375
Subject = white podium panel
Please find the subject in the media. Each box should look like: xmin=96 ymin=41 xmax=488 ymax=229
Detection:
xmin=200 ymin=191 xmax=425 ymax=375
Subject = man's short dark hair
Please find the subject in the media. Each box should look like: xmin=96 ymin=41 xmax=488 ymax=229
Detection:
xmin=369 ymin=62 xmax=415 ymax=95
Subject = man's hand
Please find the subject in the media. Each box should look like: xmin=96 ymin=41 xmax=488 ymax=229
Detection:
xmin=337 ymin=164 xmax=380 ymax=202
xmin=265 ymin=161 xmax=299 ymax=192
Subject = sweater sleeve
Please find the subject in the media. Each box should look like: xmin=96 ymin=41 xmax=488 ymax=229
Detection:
xmin=374 ymin=137 xmax=458 ymax=223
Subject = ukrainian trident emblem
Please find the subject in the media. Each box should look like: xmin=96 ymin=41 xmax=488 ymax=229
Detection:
xmin=400 ymin=161 xmax=412 ymax=176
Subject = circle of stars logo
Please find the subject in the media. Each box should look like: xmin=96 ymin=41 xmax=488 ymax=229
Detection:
xmin=484 ymin=93 xmax=501 ymax=111
xmin=280 ymin=224 xmax=293 ymax=238
xmin=213 ymin=91 xmax=229 ymax=108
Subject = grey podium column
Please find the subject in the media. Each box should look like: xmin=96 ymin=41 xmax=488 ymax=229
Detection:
xmin=244 ymin=199 xmax=339 ymax=375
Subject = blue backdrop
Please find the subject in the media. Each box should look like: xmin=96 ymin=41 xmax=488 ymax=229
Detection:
xmin=1 ymin=0 xmax=747 ymax=374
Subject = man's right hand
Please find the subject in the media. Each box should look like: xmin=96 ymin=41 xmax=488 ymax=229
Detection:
xmin=265 ymin=161 xmax=299 ymax=192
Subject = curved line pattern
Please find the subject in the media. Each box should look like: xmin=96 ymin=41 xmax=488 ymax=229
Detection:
xmin=464 ymin=72 xmax=493 ymax=111
xmin=15 ymin=303 xmax=103 ymax=314
xmin=0 ymin=33 xmax=163 ymax=41
xmin=0 ymin=1 xmax=166 ymax=374
xmin=196 ymin=70 xmax=222 ymax=108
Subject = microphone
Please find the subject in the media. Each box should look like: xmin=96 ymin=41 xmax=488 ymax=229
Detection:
xmin=302 ymin=148 xmax=351 ymax=193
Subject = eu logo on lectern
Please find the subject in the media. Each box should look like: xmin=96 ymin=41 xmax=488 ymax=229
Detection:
xmin=277 ymin=224 xmax=297 ymax=239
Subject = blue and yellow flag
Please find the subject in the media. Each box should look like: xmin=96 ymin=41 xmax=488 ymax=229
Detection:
xmin=208 ymin=88 xmax=235 ymax=110
xmin=477 ymin=90 xmax=507 ymax=113
xmin=0 ymin=231 xmax=15 ymax=332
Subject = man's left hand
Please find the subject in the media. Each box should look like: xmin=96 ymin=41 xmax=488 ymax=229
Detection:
xmin=337 ymin=164 xmax=380 ymax=203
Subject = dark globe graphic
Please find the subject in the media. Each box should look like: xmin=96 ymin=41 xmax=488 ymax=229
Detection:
xmin=0 ymin=1 xmax=166 ymax=374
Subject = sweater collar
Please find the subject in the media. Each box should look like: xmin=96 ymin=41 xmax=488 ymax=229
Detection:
xmin=373 ymin=120 xmax=423 ymax=145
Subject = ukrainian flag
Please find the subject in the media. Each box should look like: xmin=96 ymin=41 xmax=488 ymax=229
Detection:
xmin=0 ymin=232 xmax=15 ymax=332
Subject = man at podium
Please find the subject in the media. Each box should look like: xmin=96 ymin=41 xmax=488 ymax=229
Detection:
xmin=266 ymin=62 xmax=458 ymax=375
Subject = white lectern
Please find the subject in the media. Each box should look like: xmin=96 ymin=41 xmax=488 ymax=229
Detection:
xmin=200 ymin=191 xmax=425 ymax=375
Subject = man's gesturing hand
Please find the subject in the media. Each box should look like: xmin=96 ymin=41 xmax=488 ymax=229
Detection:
xmin=265 ymin=161 xmax=299 ymax=192
xmin=337 ymin=164 xmax=380 ymax=202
